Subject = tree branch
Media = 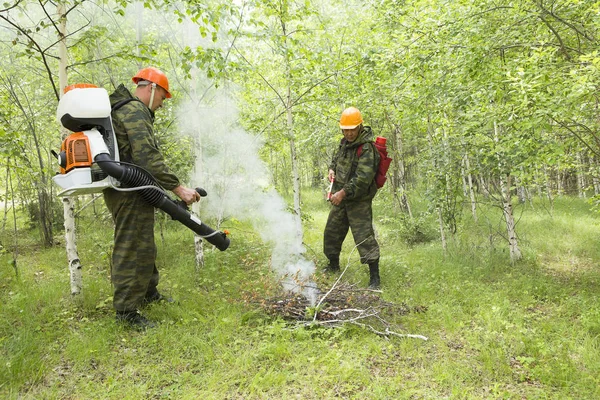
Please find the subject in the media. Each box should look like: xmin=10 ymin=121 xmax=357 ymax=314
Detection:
xmin=0 ymin=13 xmax=59 ymax=100
xmin=0 ymin=0 xmax=23 ymax=13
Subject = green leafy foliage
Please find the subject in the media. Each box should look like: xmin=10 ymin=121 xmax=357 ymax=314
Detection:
xmin=1 ymin=193 xmax=600 ymax=398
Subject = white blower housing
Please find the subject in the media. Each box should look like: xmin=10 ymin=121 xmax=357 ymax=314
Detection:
xmin=52 ymin=86 xmax=120 ymax=196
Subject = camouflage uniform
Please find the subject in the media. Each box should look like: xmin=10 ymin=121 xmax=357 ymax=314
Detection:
xmin=104 ymin=84 xmax=180 ymax=312
xmin=324 ymin=126 xmax=380 ymax=264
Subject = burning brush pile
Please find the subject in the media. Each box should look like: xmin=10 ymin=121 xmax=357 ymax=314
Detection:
xmin=247 ymin=281 xmax=428 ymax=340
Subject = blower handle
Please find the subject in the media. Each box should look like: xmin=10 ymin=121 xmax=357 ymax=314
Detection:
xmin=176 ymin=187 xmax=208 ymax=210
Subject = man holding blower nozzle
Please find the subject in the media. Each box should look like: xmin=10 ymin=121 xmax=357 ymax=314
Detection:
xmin=104 ymin=67 xmax=200 ymax=329
xmin=323 ymin=107 xmax=381 ymax=290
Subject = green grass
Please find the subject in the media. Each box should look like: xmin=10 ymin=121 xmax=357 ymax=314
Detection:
xmin=1 ymin=192 xmax=600 ymax=398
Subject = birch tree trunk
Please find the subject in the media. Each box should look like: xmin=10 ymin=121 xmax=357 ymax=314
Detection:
xmin=392 ymin=123 xmax=412 ymax=218
xmin=426 ymin=117 xmax=446 ymax=251
xmin=8 ymin=161 xmax=19 ymax=278
xmin=500 ymin=174 xmax=522 ymax=262
xmin=591 ymin=156 xmax=600 ymax=195
xmin=181 ymin=18 xmax=207 ymax=273
xmin=557 ymin=165 xmax=565 ymax=196
xmin=437 ymin=207 xmax=447 ymax=253
xmin=576 ymin=151 xmax=586 ymax=198
xmin=543 ymin=165 xmax=554 ymax=211
xmin=281 ymin=20 xmax=303 ymax=241
xmin=464 ymin=154 xmax=477 ymax=221
xmin=58 ymin=2 xmax=83 ymax=296
xmin=193 ymin=197 xmax=205 ymax=274
xmin=494 ymin=121 xmax=521 ymax=262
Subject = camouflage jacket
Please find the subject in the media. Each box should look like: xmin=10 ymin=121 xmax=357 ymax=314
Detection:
xmin=329 ymin=125 xmax=379 ymax=202
xmin=109 ymin=84 xmax=180 ymax=190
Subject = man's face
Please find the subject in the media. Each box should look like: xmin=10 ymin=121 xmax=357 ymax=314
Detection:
xmin=138 ymin=84 xmax=168 ymax=112
xmin=342 ymin=126 xmax=361 ymax=142
xmin=149 ymin=85 xmax=167 ymax=112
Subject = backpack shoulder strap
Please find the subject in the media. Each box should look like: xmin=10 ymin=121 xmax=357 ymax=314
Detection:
xmin=357 ymin=143 xmax=364 ymax=157
xmin=356 ymin=142 xmax=376 ymax=158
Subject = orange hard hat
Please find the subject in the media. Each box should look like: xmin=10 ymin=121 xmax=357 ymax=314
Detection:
xmin=339 ymin=107 xmax=363 ymax=129
xmin=132 ymin=67 xmax=172 ymax=98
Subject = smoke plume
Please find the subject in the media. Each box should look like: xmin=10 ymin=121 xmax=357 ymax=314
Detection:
xmin=176 ymin=91 xmax=318 ymax=305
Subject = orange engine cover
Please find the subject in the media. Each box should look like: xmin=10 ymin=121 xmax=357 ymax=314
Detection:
xmin=60 ymin=132 xmax=92 ymax=174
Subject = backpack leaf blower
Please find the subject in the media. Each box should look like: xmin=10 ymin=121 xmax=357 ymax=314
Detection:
xmin=51 ymin=84 xmax=230 ymax=251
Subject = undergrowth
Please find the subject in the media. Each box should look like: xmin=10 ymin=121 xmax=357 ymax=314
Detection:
xmin=1 ymin=192 xmax=599 ymax=399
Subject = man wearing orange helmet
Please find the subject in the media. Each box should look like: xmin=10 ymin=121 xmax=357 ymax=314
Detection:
xmin=104 ymin=67 xmax=200 ymax=329
xmin=323 ymin=107 xmax=381 ymax=289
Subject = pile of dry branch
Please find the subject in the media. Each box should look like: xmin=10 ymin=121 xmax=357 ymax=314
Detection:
xmin=257 ymin=282 xmax=428 ymax=340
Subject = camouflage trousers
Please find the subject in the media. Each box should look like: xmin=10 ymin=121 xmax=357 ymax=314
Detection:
xmin=323 ymin=199 xmax=380 ymax=264
xmin=103 ymin=189 xmax=159 ymax=312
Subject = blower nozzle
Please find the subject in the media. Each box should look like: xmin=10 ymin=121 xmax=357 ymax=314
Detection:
xmin=96 ymin=154 xmax=230 ymax=251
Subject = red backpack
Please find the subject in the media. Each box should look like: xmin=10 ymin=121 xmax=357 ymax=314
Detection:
xmin=357 ymin=136 xmax=393 ymax=189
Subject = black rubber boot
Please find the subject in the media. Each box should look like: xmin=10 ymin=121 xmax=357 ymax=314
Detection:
xmin=324 ymin=255 xmax=340 ymax=273
xmin=116 ymin=310 xmax=156 ymax=330
xmin=368 ymin=259 xmax=381 ymax=290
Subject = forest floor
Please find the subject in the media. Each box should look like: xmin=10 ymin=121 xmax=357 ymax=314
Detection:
xmin=1 ymin=191 xmax=599 ymax=399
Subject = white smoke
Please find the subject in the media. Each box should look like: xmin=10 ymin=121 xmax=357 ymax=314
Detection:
xmin=176 ymin=90 xmax=318 ymax=305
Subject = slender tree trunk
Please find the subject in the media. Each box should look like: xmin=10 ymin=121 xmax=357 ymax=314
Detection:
xmin=500 ymin=174 xmax=521 ymax=262
xmin=464 ymin=154 xmax=477 ymax=221
xmin=136 ymin=1 xmax=143 ymax=66
xmin=479 ymin=175 xmax=489 ymax=199
xmin=543 ymin=165 xmax=554 ymax=211
xmin=461 ymin=162 xmax=468 ymax=197
xmin=494 ymin=121 xmax=521 ymax=262
xmin=556 ymin=164 xmax=565 ymax=196
xmin=184 ymin=19 xmax=206 ymax=273
xmin=576 ymin=151 xmax=586 ymax=198
xmin=9 ymin=161 xmax=19 ymax=279
xmin=288 ymin=116 xmax=303 ymax=240
xmin=592 ymin=156 xmax=600 ymax=195
xmin=535 ymin=165 xmax=542 ymax=198
xmin=437 ymin=207 xmax=447 ymax=253
xmin=281 ymin=19 xmax=303 ymax=241
xmin=427 ymin=117 xmax=446 ymax=249
xmin=392 ymin=123 xmax=412 ymax=218
xmin=2 ymin=160 xmax=10 ymax=233
xmin=58 ymin=2 xmax=83 ymax=296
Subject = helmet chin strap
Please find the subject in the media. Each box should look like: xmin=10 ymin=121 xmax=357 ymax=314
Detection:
xmin=149 ymin=83 xmax=157 ymax=109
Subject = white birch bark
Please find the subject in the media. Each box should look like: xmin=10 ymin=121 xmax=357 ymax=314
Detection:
xmin=183 ymin=18 xmax=206 ymax=273
xmin=282 ymin=21 xmax=303 ymax=242
xmin=288 ymin=112 xmax=303 ymax=241
xmin=500 ymin=174 xmax=522 ymax=262
xmin=494 ymin=121 xmax=521 ymax=262
xmin=427 ymin=118 xmax=446 ymax=250
xmin=393 ymin=124 xmax=412 ymax=218
xmin=464 ymin=154 xmax=477 ymax=221
xmin=193 ymin=201 xmax=205 ymax=274
xmin=576 ymin=152 xmax=586 ymax=198
xmin=461 ymin=160 xmax=469 ymax=197
xmin=437 ymin=207 xmax=447 ymax=253
xmin=58 ymin=2 xmax=82 ymax=296
xmin=592 ymin=156 xmax=600 ymax=196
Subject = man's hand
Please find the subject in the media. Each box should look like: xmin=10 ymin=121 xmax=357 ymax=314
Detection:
xmin=330 ymin=188 xmax=346 ymax=206
xmin=328 ymin=169 xmax=335 ymax=182
xmin=172 ymin=185 xmax=201 ymax=205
